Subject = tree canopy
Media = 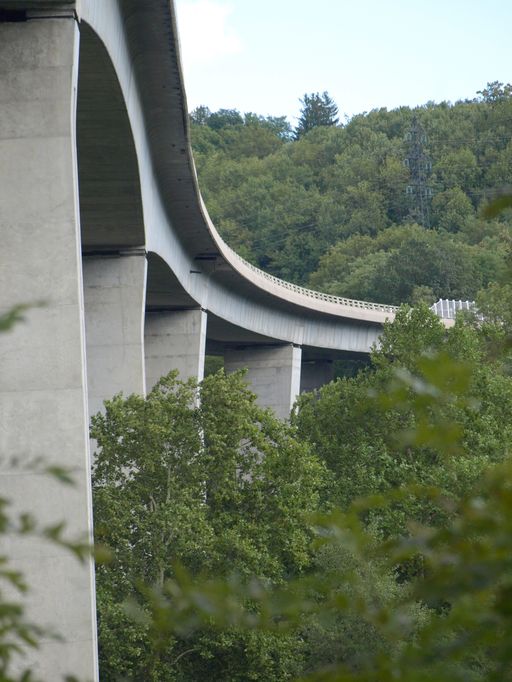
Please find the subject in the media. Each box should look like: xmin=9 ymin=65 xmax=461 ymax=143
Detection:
xmin=110 ymin=294 xmax=512 ymax=680
xmin=294 ymin=91 xmax=339 ymax=139
xmin=92 ymin=370 xmax=326 ymax=681
xmin=89 ymin=286 xmax=512 ymax=681
xmin=190 ymin=84 xmax=512 ymax=301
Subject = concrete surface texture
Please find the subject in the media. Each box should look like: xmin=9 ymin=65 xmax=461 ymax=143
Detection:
xmin=145 ymin=308 xmax=207 ymax=390
xmin=83 ymin=252 xmax=147 ymax=417
xmin=0 ymin=14 xmax=98 ymax=681
xmin=225 ymin=345 xmax=303 ymax=420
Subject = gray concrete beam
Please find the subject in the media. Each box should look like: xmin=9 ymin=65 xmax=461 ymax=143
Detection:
xmin=0 ymin=16 xmax=98 ymax=680
xmin=224 ymin=345 xmax=302 ymax=420
xmin=83 ymin=252 xmax=147 ymax=416
xmin=145 ymin=308 xmax=207 ymax=389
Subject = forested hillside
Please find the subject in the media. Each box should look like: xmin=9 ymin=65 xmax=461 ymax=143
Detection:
xmin=190 ymin=82 xmax=512 ymax=305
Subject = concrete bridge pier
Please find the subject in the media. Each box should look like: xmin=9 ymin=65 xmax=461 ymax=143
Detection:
xmin=145 ymin=308 xmax=207 ymax=390
xmin=0 ymin=13 xmax=98 ymax=681
xmin=224 ymin=344 xmax=302 ymax=419
xmin=83 ymin=250 xmax=147 ymax=417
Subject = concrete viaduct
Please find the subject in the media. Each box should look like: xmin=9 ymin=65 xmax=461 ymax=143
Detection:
xmin=0 ymin=1 xmax=397 ymax=678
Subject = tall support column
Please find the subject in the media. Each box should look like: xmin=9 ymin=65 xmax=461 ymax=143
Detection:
xmin=145 ymin=308 xmax=207 ymax=389
xmin=0 ymin=16 xmax=98 ymax=681
xmin=83 ymin=252 xmax=147 ymax=417
xmin=300 ymin=359 xmax=334 ymax=394
xmin=224 ymin=344 xmax=302 ymax=419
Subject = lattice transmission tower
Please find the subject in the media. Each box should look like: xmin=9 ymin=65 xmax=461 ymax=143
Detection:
xmin=404 ymin=116 xmax=433 ymax=227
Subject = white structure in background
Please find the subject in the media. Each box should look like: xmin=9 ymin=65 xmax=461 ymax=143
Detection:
xmin=430 ymin=299 xmax=476 ymax=320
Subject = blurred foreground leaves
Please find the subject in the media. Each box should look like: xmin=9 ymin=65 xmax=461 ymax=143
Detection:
xmin=0 ymin=306 xmax=91 ymax=682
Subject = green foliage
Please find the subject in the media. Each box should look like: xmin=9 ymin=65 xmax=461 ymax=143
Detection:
xmin=294 ymin=92 xmax=339 ymax=139
xmin=203 ymin=354 xmax=224 ymax=376
xmin=141 ymin=460 xmax=512 ymax=681
xmin=0 ymin=486 xmax=92 ymax=682
xmin=293 ymin=345 xmax=512 ymax=680
xmin=191 ymin=85 xmax=512 ymax=298
xmin=0 ymin=303 xmax=44 ymax=332
xmin=309 ymin=224 xmax=504 ymax=305
xmin=295 ymin=306 xmax=512 ymax=677
xmin=431 ymin=187 xmax=474 ymax=231
xmin=295 ymin=306 xmax=512 ymax=530
xmin=128 ymin=307 xmax=512 ymax=682
xmin=477 ymin=80 xmax=512 ymax=103
xmin=482 ymin=191 xmax=512 ymax=218
xmin=92 ymin=370 xmax=326 ymax=680
xmin=0 ymin=307 xmax=90 ymax=682
xmin=206 ymin=108 xmax=244 ymax=130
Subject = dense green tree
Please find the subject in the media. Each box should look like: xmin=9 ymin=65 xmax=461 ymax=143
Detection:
xmin=431 ymin=187 xmax=475 ymax=231
xmin=189 ymin=105 xmax=211 ymax=126
xmin=309 ymin=223 xmax=505 ymax=305
xmin=190 ymin=87 xmax=512 ymax=301
xmin=206 ymin=108 xmax=244 ymax=130
xmin=93 ymin=370 xmax=326 ymax=681
xmin=477 ymin=80 xmax=512 ymax=103
xmin=127 ymin=305 xmax=512 ymax=682
xmin=243 ymin=112 xmax=293 ymax=140
xmin=432 ymin=147 xmax=478 ymax=193
xmin=294 ymin=92 xmax=339 ymax=139
xmin=220 ymin=123 xmax=283 ymax=159
xmin=294 ymin=305 xmax=512 ymax=536
xmin=88 ymin=93 xmax=512 ymax=679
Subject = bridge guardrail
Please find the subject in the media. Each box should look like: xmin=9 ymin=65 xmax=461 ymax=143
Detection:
xmin=221 ymin=242 xmax=399 ymax=315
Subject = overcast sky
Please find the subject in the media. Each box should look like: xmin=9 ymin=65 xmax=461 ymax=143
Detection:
xmin=175 ymin=0 xmax=512 ymax=124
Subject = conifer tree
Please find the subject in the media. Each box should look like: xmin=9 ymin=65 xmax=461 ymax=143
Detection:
xmin=294 ymin=91 xmax=339 ymax=139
